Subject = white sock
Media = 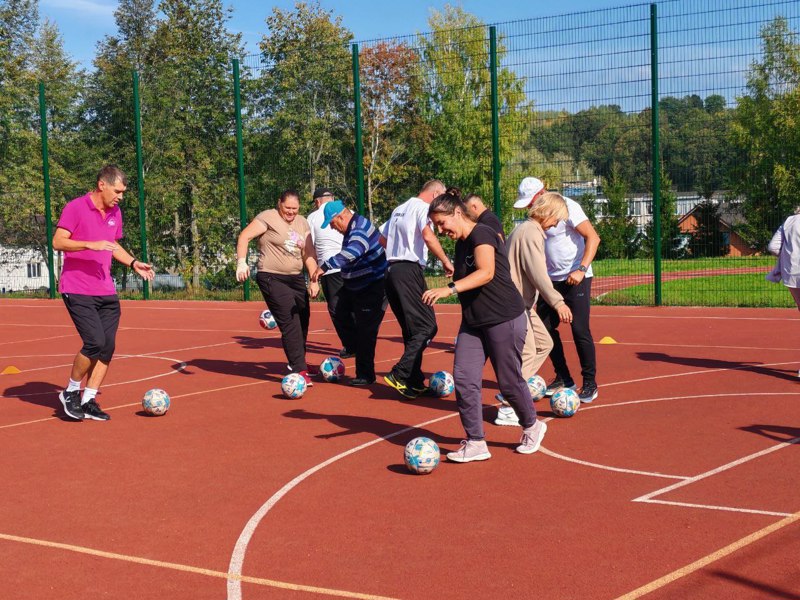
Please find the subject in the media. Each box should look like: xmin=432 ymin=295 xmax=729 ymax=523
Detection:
xmin=66 ymin=379 xmax=82 ymax=393
xmin=81 ymin=387 xmax=98 ymax=405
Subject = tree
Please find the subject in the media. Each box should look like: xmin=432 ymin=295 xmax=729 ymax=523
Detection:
xmin=642 ymin=171 xmax=683 ymax=258
xmin=253 ymin=1 xmax=353 ymax=207
xmin=594 ymin=168 xmax=639 ymax=259
xmin=359 ymin=40 xmax=421 ymax=223
xmin=688 ymin=200 xmax=729 ymax=257
xmin=731 ymin=16 xmax=800 ymax=250
xmin=416 ymin=5 xmax=528 ymax=213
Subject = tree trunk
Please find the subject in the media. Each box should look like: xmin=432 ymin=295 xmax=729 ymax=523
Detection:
xmin=190 ymin=186 xmax=200 ymax=290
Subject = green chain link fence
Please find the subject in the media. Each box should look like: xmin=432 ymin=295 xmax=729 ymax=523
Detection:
xmin=4 ymin=0 xmax=799 ymax=306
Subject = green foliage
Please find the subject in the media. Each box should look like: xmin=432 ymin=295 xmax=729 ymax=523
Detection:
xmin=687 ymin=200 xmax=729 ymax=257
xmin=594 ymin=169 xmax=639 ymax=259
xmin=731 ymin=16 xmax=800 ymax=250
xmin=641 ymin=171 xmax=684 ymax=258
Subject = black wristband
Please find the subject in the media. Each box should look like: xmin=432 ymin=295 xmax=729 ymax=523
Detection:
xmin=130 ymin=259 xmax=137 ymax=269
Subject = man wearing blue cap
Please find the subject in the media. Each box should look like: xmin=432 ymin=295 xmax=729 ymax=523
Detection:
xmin=311 ymin=200 xmax=388 ymax=386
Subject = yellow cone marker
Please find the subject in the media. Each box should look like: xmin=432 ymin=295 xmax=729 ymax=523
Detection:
xmin=1 ymin=366 xmax=21 ymax=375
xmin=598 ymin=336 xmax=617 ymax=345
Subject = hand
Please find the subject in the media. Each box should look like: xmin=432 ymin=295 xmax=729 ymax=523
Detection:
xmin=86 ymin=240 xmax=118 ymax=252
xmin=310 ymin=267 xmax=324 ymax=283
xmin=566 ymin=269 xmax=586 ymax=286
xmin=556 ymin=304 xmax=573 ymax=324
xmin=422 ymin=287 xmax=450 ymax=306
xmin=235 ymin=258 xmax=249 ymax=283
xmin=443 ymin=259 xmax=455 ymax=278
xmin=309 ymin=281 xmax=320 ymax=299
xmin=133 ymin=261 xmax=155 ymax=281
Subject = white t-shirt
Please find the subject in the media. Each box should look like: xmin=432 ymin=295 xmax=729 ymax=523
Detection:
xmin=381 ymin=197 xmax=431 ymax=266
xmin=544 ymin=196 xmax=594 ymax=281
xmin=307 ymin=205 xmax=343 ymax=275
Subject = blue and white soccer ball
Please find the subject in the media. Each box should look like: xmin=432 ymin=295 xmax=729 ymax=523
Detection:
xmin=404 ymin=437 xmax=440 ymax=474
xmin=429 ymin=370 xmax=454 ymax=397
xmin=281 ymin=373 xmax=307 ymax=399
xmin=550 ymin=387 xmax=580 ymax=417
xmin=527 ymin=375 xmax=547 ymax=401
xmin=142 ymin=388 xmax=171 ymax=416
xmin=259 ymin=309 xmax=277 ymax=330
xmin=319 ymin=356 xmax=346 ymax=382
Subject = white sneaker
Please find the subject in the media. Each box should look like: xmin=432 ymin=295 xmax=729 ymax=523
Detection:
xmin=494 ymin=405 xmax=520 ymax=426
xmin=516 ymin=420 xmax=547 ymax=455
xmin=447 ymin=439 xmax=492 ymax=463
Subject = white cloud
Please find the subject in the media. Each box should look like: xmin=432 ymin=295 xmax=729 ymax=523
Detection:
xmin=42 ymin=0 xmax=116 ymax=18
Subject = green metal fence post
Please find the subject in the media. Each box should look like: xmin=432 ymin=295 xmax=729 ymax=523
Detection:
xmin=489 ymin=26 xmax=501 ymax=221
xmin=233 ymin=59 xmax=250 ymax=301
xmin=352 ymin=43 xmax=365 ymax=217
xmin=650 ymin=4 xmax=662 ymax=306
xmin=38 ymin=82 xmax=55 ymax=299
xmin=132 ymin=70 xmax=150 ymax=300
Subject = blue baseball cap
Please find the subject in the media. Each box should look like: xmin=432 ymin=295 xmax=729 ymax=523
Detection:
xmin=321 ymin=200 xmax=346 ymax=228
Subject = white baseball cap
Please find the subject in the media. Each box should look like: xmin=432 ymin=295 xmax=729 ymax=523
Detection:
xmin=513 ymin=177 xmax=546 ymax=209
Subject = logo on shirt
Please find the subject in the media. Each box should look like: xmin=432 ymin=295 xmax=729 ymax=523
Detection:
xmin=283 ymin=230 xmax=305 ymax=257
xmin=465 ymin=254 xmax=475 ymax=267
xmin=107 ymin=219 xmax=116 ymax=227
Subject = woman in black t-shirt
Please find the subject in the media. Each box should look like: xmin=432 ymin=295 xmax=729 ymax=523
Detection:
xmin=422 ymin=188 xmax=548 ymax=463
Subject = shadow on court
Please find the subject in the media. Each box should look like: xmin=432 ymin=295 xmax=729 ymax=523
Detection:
xmin=739 ymin=424 xmax=800 ymax=443
xmin=2 ymin=381 xmax=84 ymax=421
xmin=710 ymin=570 xmax=800 ymax=600
xmin=637 ymin=352 xmax=799 ymax=382
xmin=185 ymin=358 xmax=287 ymax=382
xmin=233 ymin=335 xmax=336 ymax=356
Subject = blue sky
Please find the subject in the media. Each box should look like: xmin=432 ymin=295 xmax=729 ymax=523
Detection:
xmin=39 ymin=0 xmax=635 ymax=68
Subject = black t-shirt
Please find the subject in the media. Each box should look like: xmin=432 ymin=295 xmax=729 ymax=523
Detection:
xmin=477 ymin=209 xmax=504 ymax=240
xmin=454 ymin=223 xmax=525 ymax=328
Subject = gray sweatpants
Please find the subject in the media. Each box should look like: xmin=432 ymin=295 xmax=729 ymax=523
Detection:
xmin=453 ymin=311 xmax=536 ymax=439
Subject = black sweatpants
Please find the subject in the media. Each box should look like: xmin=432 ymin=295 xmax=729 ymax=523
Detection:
xmin=536 ymin=276 xmax=596 ymax=385
xmin=256 ymin=272 xmax=310 ymax=373
xmin=62 ymin=293 xmax=121 ymax=362
xmin=384 ymin=261 xmax=438 ymax=387
xmin=338 ymin=279 xmax=387 ymax=381
xmin=320 ymin=271 xmax=357 ymax=354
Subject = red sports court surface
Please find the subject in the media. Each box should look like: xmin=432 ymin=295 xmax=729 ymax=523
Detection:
xmin=0 ymin=298 xmax=798 ymax=599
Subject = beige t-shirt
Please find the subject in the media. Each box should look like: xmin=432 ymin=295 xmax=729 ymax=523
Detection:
xmin=255 ymin=209 xmax=312 ymax=275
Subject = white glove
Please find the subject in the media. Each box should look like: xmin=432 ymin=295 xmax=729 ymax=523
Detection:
xmin=235 ymin=258 xmax=250 ymax=282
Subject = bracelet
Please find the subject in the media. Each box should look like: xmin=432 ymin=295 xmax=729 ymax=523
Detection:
xmin=130 ymin=259 xmax=137 ymax=269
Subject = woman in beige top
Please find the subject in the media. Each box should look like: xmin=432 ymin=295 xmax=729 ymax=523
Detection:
xmin=496 ymin=192 xmax=573 ymax=426
xmin=236 ymin=190 xmax=320 ymax=384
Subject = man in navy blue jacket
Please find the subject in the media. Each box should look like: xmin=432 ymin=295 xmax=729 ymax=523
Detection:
xmin=311 ymin=201 xmax=388 ymax=386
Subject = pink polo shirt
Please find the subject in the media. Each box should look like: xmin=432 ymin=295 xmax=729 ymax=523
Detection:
xmin=57 ymin=194 xmax=123 ymax=295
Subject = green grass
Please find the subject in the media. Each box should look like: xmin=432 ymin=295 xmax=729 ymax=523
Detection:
xmin=593 ymin=257 xmax=775 ymax=276
xmin=596 ymin=273 xmax=796 ymax=307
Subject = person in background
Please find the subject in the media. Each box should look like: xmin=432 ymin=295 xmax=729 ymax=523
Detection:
xmin=768 ymin=207 xmax=800 ymax=311
xmin=53 ymin=165 xmax=155 ymax=421
xmin=311 ymin=201 xmax=387 ymax=386
xmin=515 ymin=176 xmax=601 ymax=404
xmin=463 ymin=193 xmax=504 ymax=240
xmin=423 ymin=188 xmax=547 ymax=463
xmin=236 ymin=189 xmax=320 ymax=385
xmin=381 ymin=179 xmax=454 ymax=399
xmin=496 ymin=192 xmax=573 ymax=426
xmin=307 ymin=187 xmax=356 ymax=359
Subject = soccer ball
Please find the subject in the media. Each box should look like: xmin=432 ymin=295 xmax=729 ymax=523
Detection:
xmin=527 ymin=375 xmax=547 ymax=401
xmin=550 ymin=387 xmax=580 ymax=417
xmin=281 ymin=373 xmax=307 ymax=398
xmin=404 ymin=437 xmax=440 ymax=474
xmin=429 ymin=370 xmax=454 ymax=397
xmin=259 ymin=309 xmax=277 ymax=330
xmin=319 ymin=356 xmax=346 ymax=382
xmin=142 ymin=388 xmax=170 ymax=416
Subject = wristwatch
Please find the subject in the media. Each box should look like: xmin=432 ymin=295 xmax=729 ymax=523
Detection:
xmin=447 ymin=282 xmax=458 ymax=295
xmin=577 ymin=265 xmax=588 ymax=273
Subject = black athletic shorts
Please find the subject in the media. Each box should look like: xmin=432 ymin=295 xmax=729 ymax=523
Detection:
xmin=62 ymin=293 xmax=121 ymax=362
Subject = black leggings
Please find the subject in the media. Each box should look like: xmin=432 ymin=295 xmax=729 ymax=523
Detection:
xmin=256 ymin=272 xmax=310 ymax=372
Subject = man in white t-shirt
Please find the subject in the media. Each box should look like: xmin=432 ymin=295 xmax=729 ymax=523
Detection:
xmin=307 ymin=188 xmax=356 ymax=358
xmin=515 ymin=177 xmax=601 ymax=404
xmin=380 ymin=179 xmax=454 ymax=398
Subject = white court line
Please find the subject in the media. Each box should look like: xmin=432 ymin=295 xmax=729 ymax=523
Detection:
xmin=637 ymin=499 xmax=792 ymax=518
xmin=0 ymin=333 xmax=76 ymax=347
xmin=599 ymin=361 xmax=800 ymax=389
xmin=538 ymin=447 xmax=689 ymax=480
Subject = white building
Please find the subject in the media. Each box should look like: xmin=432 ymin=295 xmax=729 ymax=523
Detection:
xmin=0 ymin=245 xmax=54 ymax=293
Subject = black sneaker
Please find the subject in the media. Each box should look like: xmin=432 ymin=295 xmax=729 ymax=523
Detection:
xmin=82 ymin=398 xmax=111 ymax=421
xmin=339 ymin=348 xmax=355 ymax=359
xmin=350 ymin=377 xmax=375 ymax=386
xmin=383 ymin=373 xmax=417 ymax=399
xmin=409 ymin=382 xmax=436 ymax=397
xmin=58 ymin=390 xmax=84 ymax=420
xmin=545 ymin=378 xmax=575 ymax=397
xmin=578 ymin=383 xmax=598 ymax=404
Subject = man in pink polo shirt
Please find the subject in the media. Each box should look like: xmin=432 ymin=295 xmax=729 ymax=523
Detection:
xmin=53 ymin=165 xmax=154 ymax=421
